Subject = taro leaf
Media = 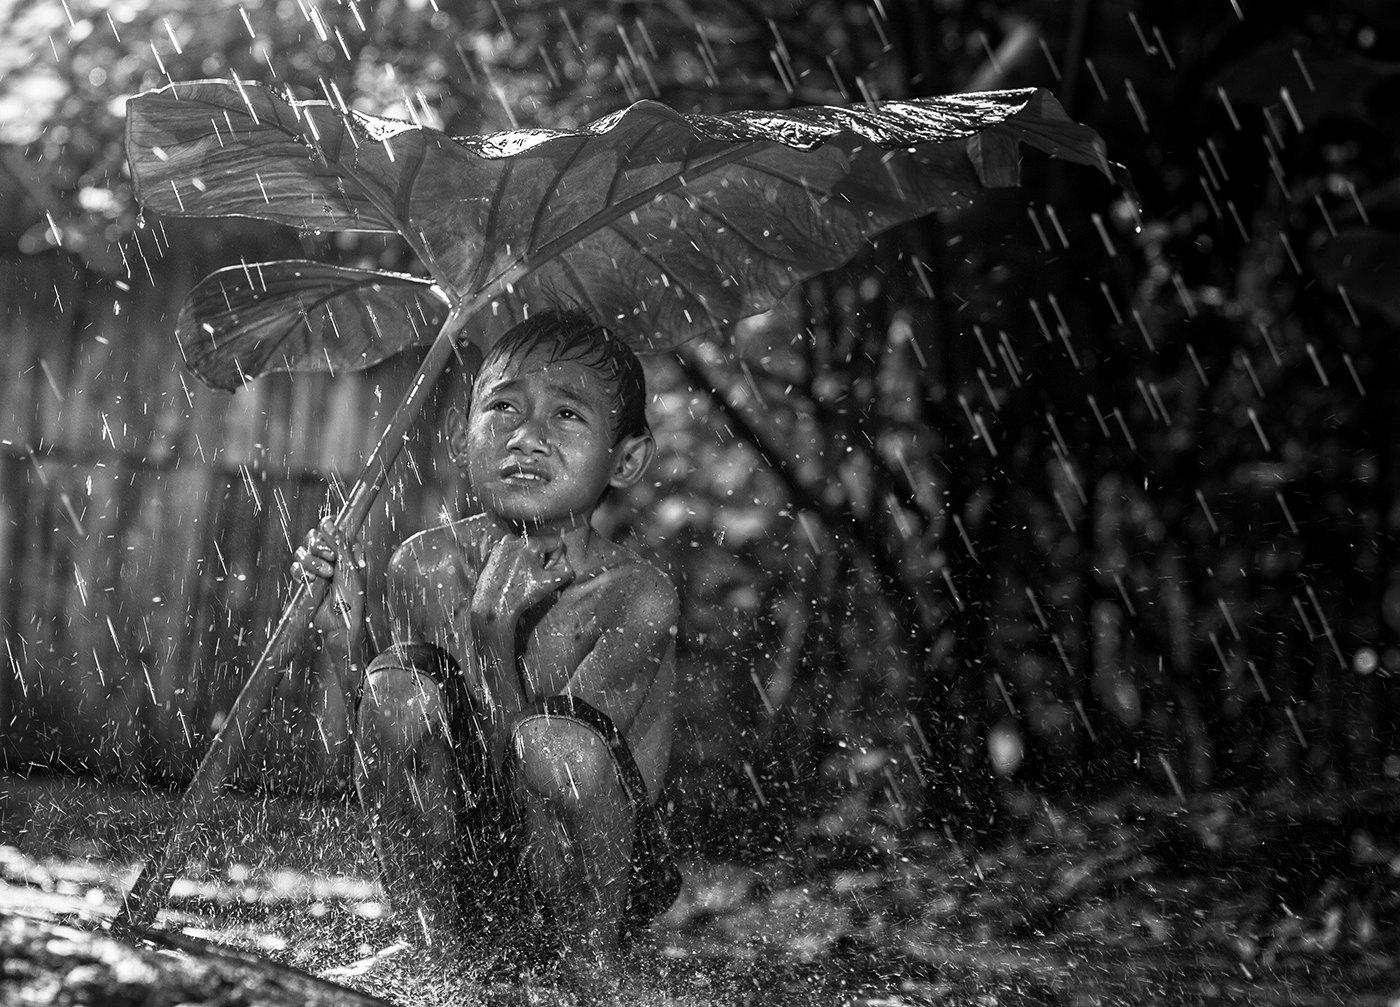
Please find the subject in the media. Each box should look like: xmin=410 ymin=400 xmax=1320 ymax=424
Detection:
xmin=1312 ymin=227 xmax=1400 ymax=325
xmin=177 ymin=260 xmax=448 ymax=390
xmin=128 ymin=80 xmax=1115 ymax=376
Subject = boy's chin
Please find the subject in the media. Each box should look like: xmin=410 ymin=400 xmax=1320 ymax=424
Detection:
xmin=482 ymin=498 xmax=587 ymax=530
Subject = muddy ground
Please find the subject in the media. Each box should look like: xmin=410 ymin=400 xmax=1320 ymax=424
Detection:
xmin=1 ymin=773 xmax=1396 ymax=1005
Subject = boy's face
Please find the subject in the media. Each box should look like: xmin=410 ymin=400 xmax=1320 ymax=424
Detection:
xmin=458 ymin=350 xmax=652 ymax=534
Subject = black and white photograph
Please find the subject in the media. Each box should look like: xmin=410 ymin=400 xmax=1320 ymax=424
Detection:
xmin=0 ymin=1 xmax=1397 ymax=1004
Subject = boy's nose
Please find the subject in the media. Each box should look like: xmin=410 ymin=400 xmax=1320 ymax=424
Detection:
xmin=506 ymin=418 xmax=549 ymax=453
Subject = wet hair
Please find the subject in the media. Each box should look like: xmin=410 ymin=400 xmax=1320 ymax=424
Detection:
xmin=472 ymin=309 xmax=649 ymax=442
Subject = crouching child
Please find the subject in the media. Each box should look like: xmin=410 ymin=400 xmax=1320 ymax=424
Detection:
xmin=292 ymin=311 xmax=681 ymax=985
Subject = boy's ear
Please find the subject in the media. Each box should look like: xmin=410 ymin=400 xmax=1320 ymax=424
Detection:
xmin=609 ymin=431 xmax=656 ymax=489
xmin=445 ymin=404 xmax=471 ymax=465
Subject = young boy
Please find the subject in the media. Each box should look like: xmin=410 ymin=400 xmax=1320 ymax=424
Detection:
xmin=292 ymin=310 xmax=680 ymax=980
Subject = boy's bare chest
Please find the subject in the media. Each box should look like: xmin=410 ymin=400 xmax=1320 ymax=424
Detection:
xmin=421 ymin=563 xmax=608 ymax=703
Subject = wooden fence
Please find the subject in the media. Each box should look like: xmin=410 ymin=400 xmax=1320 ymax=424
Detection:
xmin=0 ymin=249 xmax=462 ymax=791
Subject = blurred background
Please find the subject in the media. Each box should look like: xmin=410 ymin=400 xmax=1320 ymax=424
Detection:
xmin=1 ymin=0 xmax=1397 ymax=880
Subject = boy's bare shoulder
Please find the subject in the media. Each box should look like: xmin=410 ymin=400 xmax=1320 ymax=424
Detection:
xmin=591 ymin=539 xmax=679 ymax=629
xmin=388 ymin=515 xmax=492 ymax=589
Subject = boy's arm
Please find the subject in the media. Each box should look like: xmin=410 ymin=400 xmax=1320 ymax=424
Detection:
xmin=471 ymin=533 xmax=574 ymax=723
xmin=306 ymin=540 xmax=423 ymax=772
xmin=382 ymin=530 xmax=480 ymax=685
xmin=384 ymin=543 xmax=430 ymax=646
xmin=290 ymin=520 xmax=370 ymax=773
xmin=308 ymin=623 xmax=366 ymax=768
xmin=552 ymin=566 xmax=679 ymax=733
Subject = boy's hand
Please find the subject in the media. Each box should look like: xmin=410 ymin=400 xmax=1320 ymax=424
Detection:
xmin=292 ymin=517 xmax=367 ymax=641
xmin=470 ymin=534 xmax=574 ymax=647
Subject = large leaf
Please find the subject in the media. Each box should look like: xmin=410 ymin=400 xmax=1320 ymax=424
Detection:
xmin=129 ymin=80 xmax=1116 ymax=368
xmin=177 ymin=261 xmax=448 ymax=390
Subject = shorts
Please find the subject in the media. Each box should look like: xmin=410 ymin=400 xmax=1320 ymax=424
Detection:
xmin=361 ymin=642 xmax=682 ymax=936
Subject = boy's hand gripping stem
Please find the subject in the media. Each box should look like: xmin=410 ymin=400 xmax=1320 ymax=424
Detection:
xmin=112 ymin=303 xmax=482 ymax=934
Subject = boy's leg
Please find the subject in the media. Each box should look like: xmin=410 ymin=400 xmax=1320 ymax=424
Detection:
xmin=509 ymin=709 xmax=636 ymax=964
xmin=353 ymin=645 xmax=496 ymax=953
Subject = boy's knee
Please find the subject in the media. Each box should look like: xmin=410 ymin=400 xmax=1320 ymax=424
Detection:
xmin=511 ymin=716 xmax=617 ymax=810
xmin=357 ymin=667 xmax=444 ymax=752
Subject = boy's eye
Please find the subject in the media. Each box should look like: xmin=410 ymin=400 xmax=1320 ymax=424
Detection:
xmin=489 ymin=400 xmax=515 ymax=412
xmin=558 ymin=408 xmax=582 ymax=421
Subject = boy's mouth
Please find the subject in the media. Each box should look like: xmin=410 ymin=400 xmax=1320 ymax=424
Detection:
xmin=499 ymin=462 xmax=551 ymax=484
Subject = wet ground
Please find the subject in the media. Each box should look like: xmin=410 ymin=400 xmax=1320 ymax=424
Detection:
xmin=1 ymin=773 xmax=1395 ymax=1005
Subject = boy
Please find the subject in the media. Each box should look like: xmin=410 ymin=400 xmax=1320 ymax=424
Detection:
xmin=292 ymin=310 xmax=681 ymax=982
